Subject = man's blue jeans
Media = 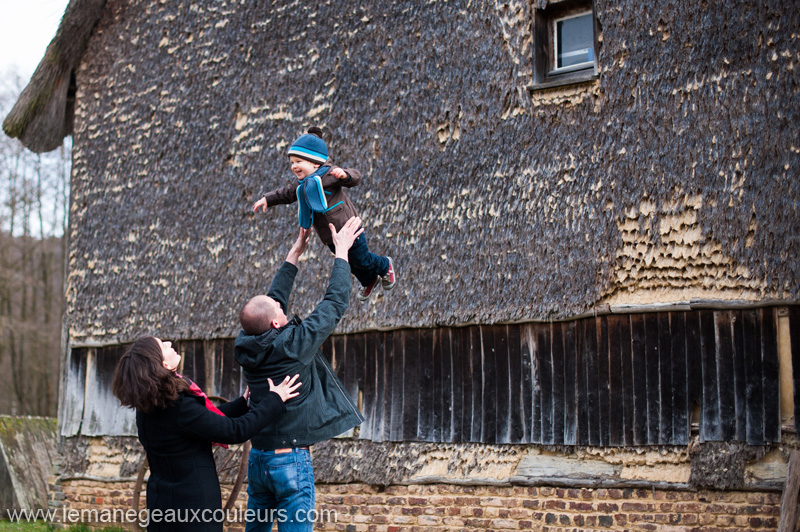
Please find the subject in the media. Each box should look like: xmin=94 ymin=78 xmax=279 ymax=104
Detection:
xmin=327 ymin=232 xmax=390 ymax=287
xmin=245 ymin=448 xmax=315 ymax=532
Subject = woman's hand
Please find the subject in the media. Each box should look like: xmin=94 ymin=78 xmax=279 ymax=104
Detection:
xmin=268 ymin=374 xmax=302 ymax=402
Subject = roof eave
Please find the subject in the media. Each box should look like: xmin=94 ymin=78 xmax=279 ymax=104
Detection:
xmin=2 ymin=0 xmax=106 ymax=153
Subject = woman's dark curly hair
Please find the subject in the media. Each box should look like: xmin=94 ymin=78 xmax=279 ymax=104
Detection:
xmin=112 ymin=336 xmax=189 ymax=413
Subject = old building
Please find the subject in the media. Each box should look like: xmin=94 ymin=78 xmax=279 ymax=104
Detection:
xmin=5 ymin=0 xmax=800 ymax=529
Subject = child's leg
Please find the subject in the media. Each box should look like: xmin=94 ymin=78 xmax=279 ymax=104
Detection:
xmin=348 ymin=233 xmax=390 ymax=287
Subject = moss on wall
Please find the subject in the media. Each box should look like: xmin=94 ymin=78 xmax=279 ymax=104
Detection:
xmin=0 ymin=416 xmax=58 ymax=510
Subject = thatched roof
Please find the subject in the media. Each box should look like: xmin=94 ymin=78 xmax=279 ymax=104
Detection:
xmin=20 ymin=0 xmax=800 ymax=344
xmin=2 ymin=0 xmax=105 ymax=153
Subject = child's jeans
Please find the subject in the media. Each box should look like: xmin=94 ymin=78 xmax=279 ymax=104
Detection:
xmin=328 ymin=232 xmax=389 ymax=287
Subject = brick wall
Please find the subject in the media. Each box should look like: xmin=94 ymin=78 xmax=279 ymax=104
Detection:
xmin=53 ymin=479 xmax=781 ymax=531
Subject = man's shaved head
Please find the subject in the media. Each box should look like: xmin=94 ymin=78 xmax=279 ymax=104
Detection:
xmin=239 ymin=295 xmax=284 ymax=335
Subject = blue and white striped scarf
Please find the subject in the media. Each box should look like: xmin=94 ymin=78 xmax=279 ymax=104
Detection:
xmin=296 ymin=166 xmax=332 ymax=229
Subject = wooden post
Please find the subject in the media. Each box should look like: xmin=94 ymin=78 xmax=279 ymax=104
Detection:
xmin=779 ymin=450 xmax=800 ymax=532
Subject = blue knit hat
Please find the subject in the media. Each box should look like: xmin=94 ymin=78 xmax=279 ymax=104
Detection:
xmin=287 ymin=128 xmax=328 ymax=164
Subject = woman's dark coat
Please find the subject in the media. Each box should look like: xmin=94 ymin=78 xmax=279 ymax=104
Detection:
xmin=136 ymin=390 xmax=284 ymax=532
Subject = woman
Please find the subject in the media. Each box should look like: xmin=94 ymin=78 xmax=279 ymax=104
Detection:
xmin=112 ymin=336 xmax=300 ymax=532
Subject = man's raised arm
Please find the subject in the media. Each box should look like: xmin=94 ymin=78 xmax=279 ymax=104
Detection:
xmin=283 ymin=217 xmax=364 ymax=363
xmin=267 ymin=228 xmax=312 ymax=310
xmin=286 ymin=228 xmax=312 ymax=266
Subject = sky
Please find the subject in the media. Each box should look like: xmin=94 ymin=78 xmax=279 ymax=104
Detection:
xmin=0 ymin=0 xmax=71 ymax=79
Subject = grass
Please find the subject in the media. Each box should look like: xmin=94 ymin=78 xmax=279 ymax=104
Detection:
xmin=0 ymin=522 xmax=53 ymax=532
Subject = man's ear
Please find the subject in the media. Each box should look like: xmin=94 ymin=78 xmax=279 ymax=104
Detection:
xmin=271 ymin=319 xmax=281 ymax=329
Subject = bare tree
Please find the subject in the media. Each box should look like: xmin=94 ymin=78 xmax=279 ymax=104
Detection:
xmin=0 ymin=67 xmax=71 ymax=417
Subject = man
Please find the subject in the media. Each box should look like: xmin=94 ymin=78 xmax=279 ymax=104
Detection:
xmin=234 ymin=216 xmax=365 ymax=532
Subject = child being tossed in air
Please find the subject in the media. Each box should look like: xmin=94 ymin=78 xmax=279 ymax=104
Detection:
xmin=253 ymin=127 xmax=396 ymax=302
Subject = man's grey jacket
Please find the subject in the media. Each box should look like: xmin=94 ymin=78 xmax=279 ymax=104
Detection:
xmin=234 ymin=259 xmax=364 ymax=450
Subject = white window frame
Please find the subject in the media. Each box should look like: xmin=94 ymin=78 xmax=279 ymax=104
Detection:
xmin=551 ymin=11 xmax=595 ymax=75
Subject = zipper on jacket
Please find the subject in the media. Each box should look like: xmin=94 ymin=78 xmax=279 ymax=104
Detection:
xmin=318 ymin=353 xmax=362 ymax=417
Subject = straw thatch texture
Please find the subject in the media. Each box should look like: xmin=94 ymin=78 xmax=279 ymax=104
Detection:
xmin=2 ymin=0 xmax=106 ymax=153
xmin=44 ymin=0 xmax=800 ymax=344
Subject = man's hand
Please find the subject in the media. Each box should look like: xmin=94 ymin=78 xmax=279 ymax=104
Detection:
xmin=253 ymin=197 xmax=268 ymax=213
xmin=286 ymin=228 xmax=312 ymax=266
xmin=330 ymin=168 xmax=348 ymax=180
xmin=330 ymin=217 xmax=364 ymax=261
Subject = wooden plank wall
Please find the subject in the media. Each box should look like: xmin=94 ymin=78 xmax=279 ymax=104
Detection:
xmin=60 ymin=345 xmax=138 ymax=436
xmin=791 ymin=307 xmax=800 ymax=437
xmin=59 ymin=348 xmax=88 ymax=436
xmin=63 ymin=308 xmax=784 ymax=443
xmin=325 ymin=308 xmax=781 ymax=446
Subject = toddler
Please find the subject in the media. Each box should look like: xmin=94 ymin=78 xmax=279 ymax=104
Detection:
xmin=253 ymin=127 xmax=396 ymax=301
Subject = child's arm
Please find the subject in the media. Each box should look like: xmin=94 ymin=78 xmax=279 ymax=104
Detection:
xmin=324 ymin=167 xmax=361 ymax=188
xmin=330 ymin=168 xmax=348 ymax=180
xmin=252 ymin=182 xmax=299 ymax=212
xmin=253 ymin=197 xmax=268 ymax=212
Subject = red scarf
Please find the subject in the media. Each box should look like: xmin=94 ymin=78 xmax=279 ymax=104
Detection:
xmin=179 ymin=375 xmax=228 ymax=448
xmin=187 ymin=380 xmax=226 ymax=417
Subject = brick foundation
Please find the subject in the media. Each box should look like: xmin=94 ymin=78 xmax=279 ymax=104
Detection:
xmin=54 ymin=479 xmax=781 ymax=531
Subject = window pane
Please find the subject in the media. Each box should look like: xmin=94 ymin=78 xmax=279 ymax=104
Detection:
xmin=556 ymin=13 xmax=593 ymax=69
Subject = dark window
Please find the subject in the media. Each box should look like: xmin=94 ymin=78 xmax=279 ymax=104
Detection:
xmin=530 ymin=0 xmax=599 ymax=91
xmin=554 ymin=12 xmax=594 ymax=71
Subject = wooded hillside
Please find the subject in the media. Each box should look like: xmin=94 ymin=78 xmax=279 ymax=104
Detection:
xmin=0 ymin=70 xmax=70 ymax=416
